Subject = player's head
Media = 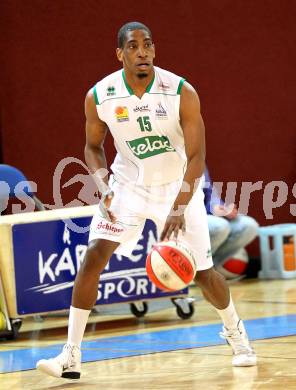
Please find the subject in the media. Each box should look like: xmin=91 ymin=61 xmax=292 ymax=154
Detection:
xmin=117 ymin=22 xmax=152 ymax=49
xmin=116 ymin=22 xmax=155 ymax=79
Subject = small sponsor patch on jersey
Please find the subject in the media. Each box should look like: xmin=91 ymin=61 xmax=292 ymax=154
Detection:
xmin=158 ymin=81 xmax=170 ymax=90
xmin=133 ymin=104 xmax=150 ymax=113
xmin=107 ymin=86 xmax=116 ymax=96
xmin=115 ymin=106 xmax=129 ymax=122
xmin=126 ymin=135 xmax=175 ymax=159
xmin=155 ymin=102 xmax=168 ymax=120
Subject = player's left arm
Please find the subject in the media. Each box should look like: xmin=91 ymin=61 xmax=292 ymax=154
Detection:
xmin=176 ymin=82 xmax=205 ymax=208
xmin=160 ymin=82 xmax=205 ymax=240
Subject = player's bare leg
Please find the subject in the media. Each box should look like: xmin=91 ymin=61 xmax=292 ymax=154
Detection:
xmin=194 ymin=267 xmax=257 ymax=366
xmin=36 ymin=239 xmax=119 ymax=379
xmin=72 ymin=239 xmax=119 ymax=309
xmin=195 ymin=267 xmax=230 ymax=309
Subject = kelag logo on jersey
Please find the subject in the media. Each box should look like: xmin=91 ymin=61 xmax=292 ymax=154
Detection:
xmin=126 ymin=136 xmax=175 ymax=159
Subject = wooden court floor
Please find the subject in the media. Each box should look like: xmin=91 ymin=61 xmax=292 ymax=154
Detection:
xmin=1 ymin=278 xmax=296 ymax=389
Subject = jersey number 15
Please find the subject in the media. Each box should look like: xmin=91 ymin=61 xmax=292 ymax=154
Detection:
xmin=137 ymin=116 xmax=152 ymax=132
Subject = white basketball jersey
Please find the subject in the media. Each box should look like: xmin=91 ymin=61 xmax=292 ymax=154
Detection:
xmin=94 ymin=66 xmax=186 ymax=186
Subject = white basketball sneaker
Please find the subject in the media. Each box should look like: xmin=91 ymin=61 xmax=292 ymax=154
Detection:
xmin=220 ymin=320 xmax=257 ymax=367
xmin=36 ymin=344 xmax=81 ymax=379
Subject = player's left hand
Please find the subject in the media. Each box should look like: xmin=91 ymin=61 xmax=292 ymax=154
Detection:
xmin=99 ymin=190 xmax=116 ymax=223
xmin=160 ymin=214 xmax=186 ymax=241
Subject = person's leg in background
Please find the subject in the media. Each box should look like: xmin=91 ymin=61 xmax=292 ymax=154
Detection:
xmin=213 ymin=215 xmax=259 ymax=265
xmin=207 ymin=214 xmax=231 ymax=256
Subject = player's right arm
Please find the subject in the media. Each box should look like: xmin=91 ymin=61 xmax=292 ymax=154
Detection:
xmin=84 ymin=88 xmax=115 ymax=221
xmin=84 ymin=88 xmax=109 ymax=183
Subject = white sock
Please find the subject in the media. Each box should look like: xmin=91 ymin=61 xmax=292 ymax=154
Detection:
xmin=67 ymin=306 xmax=91 ymax=348
xmin=216 ymin=295 xmax=240 ymax=330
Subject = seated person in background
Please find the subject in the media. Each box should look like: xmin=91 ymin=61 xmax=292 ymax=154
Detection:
xmin=203 ymin=167 xmax=259 ymax=273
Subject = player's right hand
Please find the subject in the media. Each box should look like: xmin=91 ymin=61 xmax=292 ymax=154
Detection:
xmin=99 ymin=190 xmax=116 ymax=223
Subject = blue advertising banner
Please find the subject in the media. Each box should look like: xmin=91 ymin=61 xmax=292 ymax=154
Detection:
xmin=12 ymin=217 xmax=187 ymax=315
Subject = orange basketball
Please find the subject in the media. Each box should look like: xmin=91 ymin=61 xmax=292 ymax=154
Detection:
xmin=146 ymin=241 xmax=196 ymax=291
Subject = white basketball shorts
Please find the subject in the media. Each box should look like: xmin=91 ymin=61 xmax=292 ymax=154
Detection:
xmin=88 ymin=176 xmax=213 ymax=271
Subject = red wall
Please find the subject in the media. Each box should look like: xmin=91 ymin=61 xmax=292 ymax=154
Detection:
xmin=1 ymin=1 xmax=295 ymax=227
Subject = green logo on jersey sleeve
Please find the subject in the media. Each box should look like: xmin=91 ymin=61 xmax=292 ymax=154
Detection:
xmin=126 ymin=135 xmax=175 ymax=159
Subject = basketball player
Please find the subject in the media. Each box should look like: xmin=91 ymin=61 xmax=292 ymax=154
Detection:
xmin=36 ymin=22 xmax=256 ymax=379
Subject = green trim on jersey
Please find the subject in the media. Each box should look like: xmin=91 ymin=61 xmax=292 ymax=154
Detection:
xmin=177 ymin=78 xmax=186 ymax=95
xmin=122 ymin=70 xmax=155 ymax=95
xmin=93 ymin=86 xmax=99 ymax=105
xmin=122 ymin=70 xmax=134 ymax=95
xmin=145 ymin=74 xmax=155 ymax=92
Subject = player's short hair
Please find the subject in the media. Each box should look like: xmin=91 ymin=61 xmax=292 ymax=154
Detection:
xmin=117 ymin=22 xmax=152 ymax=48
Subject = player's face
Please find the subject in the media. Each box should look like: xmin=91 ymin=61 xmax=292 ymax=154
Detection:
xmin=117 ymin=29 xmax=155 ymax=78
